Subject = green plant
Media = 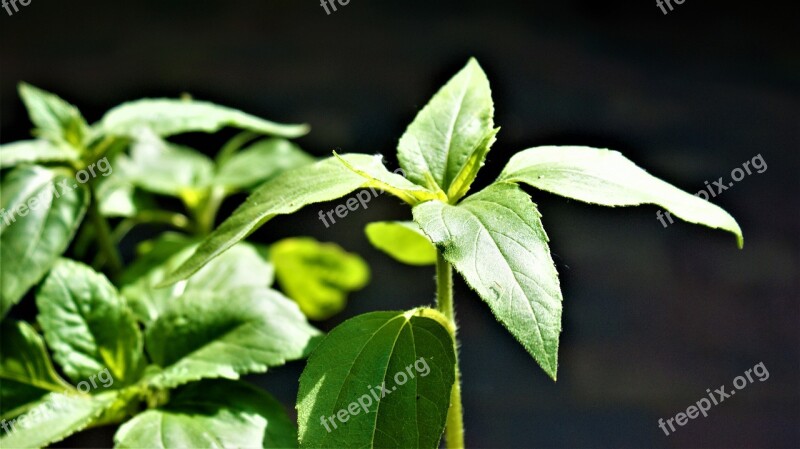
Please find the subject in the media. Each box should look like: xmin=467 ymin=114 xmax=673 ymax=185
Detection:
xmin=0 ymin=86 xmax=368 ymax=448
xmin=162 ymin=58 xmax=743 ymax=448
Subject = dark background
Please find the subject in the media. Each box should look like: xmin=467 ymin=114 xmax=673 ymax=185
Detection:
xmin=1 ymin=1 xmax=798 ymax=448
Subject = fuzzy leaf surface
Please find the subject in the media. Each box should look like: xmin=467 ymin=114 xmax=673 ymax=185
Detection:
xmin=413 ymin=183 xmax=563 ymax=379
xmin=498 ymin=146 xmax=743 ymax=247
xmin=397 ymin=58 xmax=494 ymax=192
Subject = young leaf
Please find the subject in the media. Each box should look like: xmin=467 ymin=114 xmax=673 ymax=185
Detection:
xmin=365 ymin=221 xmax=437 ymax=266
xmin=122 ymin=241 xmax=273 ymax=326
xmin=335 ymin=153 xmax=444 ymax=204
xmin=36 ymin=259 xmax=144 ymax=386
xmin=0 ymin=140 xmax=80 ymax=169
xmin=122 ymin=128 xmax=215 ymax=197
xmin=397 ymin=58 xmax=495 ymax=192
xmin=498 ymin=146 xmax=744 ymax=247
xmin=0 ymin=391 xmax=117 ymax=449
xmin=144 ymin=287 xmax=321 ymax=389
xmin=114 ymin=380 xmax=297 ymax=449
xmin=160 ymin=155 xmax=380 ymax=285
xmin=0 ymin=166 xmax=89 ymax=318
xmin=0 ymin=320 xmax=72 ymax=416
xmin=214 ymin=138 xmax=316 ymax=191
xmin=100 ymin=98 xmax=309 ymax=138
xmin=445 ymin=127 xmax=500 ymax=202
xmin=18 ymin=83 xmax=89 ymax=149
xmin=413 ymin=183 xmax=563 ymax=379
xmin=297 ymin=309 xmax=456 ymax=449
xmin=270 ymin=237 xmax=369 ymax=320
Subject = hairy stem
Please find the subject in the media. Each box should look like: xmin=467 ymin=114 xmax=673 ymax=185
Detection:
xmin=436 ymin=251 xmax=464 ymax=448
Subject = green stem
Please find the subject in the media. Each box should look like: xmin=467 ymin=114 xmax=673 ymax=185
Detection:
xmin=87 ymin=184 xmax=123 ymax=277
xmin=192 ymin=186 xmax=226 ymax=236
xmin=436 ymin=251 xmax=465 ymax=448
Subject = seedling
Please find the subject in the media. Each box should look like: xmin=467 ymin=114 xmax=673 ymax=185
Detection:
xmin=162 ymin=58 xmax=742 ymax=448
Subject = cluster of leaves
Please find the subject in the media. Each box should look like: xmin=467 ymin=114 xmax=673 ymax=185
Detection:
xmin=160 ymin=59 xmax=742 ymax=447
xmin=0 ymin=86 xmax=369 ymax=448
xmin=1 ymin=58 xmax=742 ymax=449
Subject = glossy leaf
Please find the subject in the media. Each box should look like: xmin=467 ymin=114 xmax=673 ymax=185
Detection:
xmin=36 ymin=259 xmax=144 ymax=386
xmin=144 ymin=287 xmax=320 ymax=389
xmin=365 ymin=221 xmax=437 ymax=266
xmin=100 ymin=98 xmax=309 ymax=138
xmin=0 ymin=140 xmax=80 ymax=169
xmin=271 ymin=237 xmax=369 ymax=320
xmin=0 ymin=166 xmax=89 ymax=318
xmin=0 ymin=321 xmax=72 ymax=417
xmin=161 ymin=155 xmax=380 ymax=285
xmin=397 ymin=58 xmax=495 ymax=191
xmin=297 ymin=309 xmax=456 ymax=448
xmin=18 ymin=83 xmax=89 ymax=148
xmin=214 ymin=138 xmax=315 ymax=191
xmin=413 ymin=183 xmax=563 ymax=379
xmin=0 ymin=391 xmax=116 ymax=449
xmin=498 ymin=146 xmax=744 ymax=247
xmin=114 ymin=380 xmax=297 ymax=448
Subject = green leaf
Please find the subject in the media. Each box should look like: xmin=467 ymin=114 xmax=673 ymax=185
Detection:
xmin=335 ymin=153 xmax=444 ymax=204
xmin=0 ymin=321 xmax=72 ymax=417
xmin=413 ymin=183 xmax=563 ymax=379
xmin=122 ymin=241 xmax=273 ymax=326
xmin=297 ymin=309 xmax=456 ymax=449
xmin=36 ymin=259 xmax=144 ymax=386
xmin=445 ymin=127 xmax=500 ymax=202
xmin=498 ymin=146 xmax=744 ymax=248
xmin=365 ymin=221 xmax=437 ymax=266
xmin=271 ymin=237 xmax=369 ymax=320
xmin=100 ymin=98 xmax=309 ymax=138
xmin=122 ymin=129 xmax=215 ymax=198
xmin=94 ymin=153 xmax=156 ymax=218
xmin=397 ymin=58 xmax=495 ymax=192
xmin=0 ymin=140 xmax=80 ymax=169
xmin=119 ymin=232 xmax=196 ymax=286
xmin=114 ymin=380 xmax=297 ymax=448
xmin=0 ymin=391 xmax=116 ymax=449
xmin=18 ymin=83 xmax=89 ymax=149
xmin=144 ymin=287 xmax=320 ymax=389
xmin=160 ymin=154 xmax=379 ymax=285
xmin=214 ymin=138 xmax=316 ymax=191
xmin=0 ymin=166 xmax=89 ymax=318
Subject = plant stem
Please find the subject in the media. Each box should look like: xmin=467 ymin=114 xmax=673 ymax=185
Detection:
xmin=436 ymin=251 xmax=465 ymax=448
xmin=193 ymin=186 xmax=226 ymax=236
xmin=87 ymin=184 xmax=123 ymax=277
